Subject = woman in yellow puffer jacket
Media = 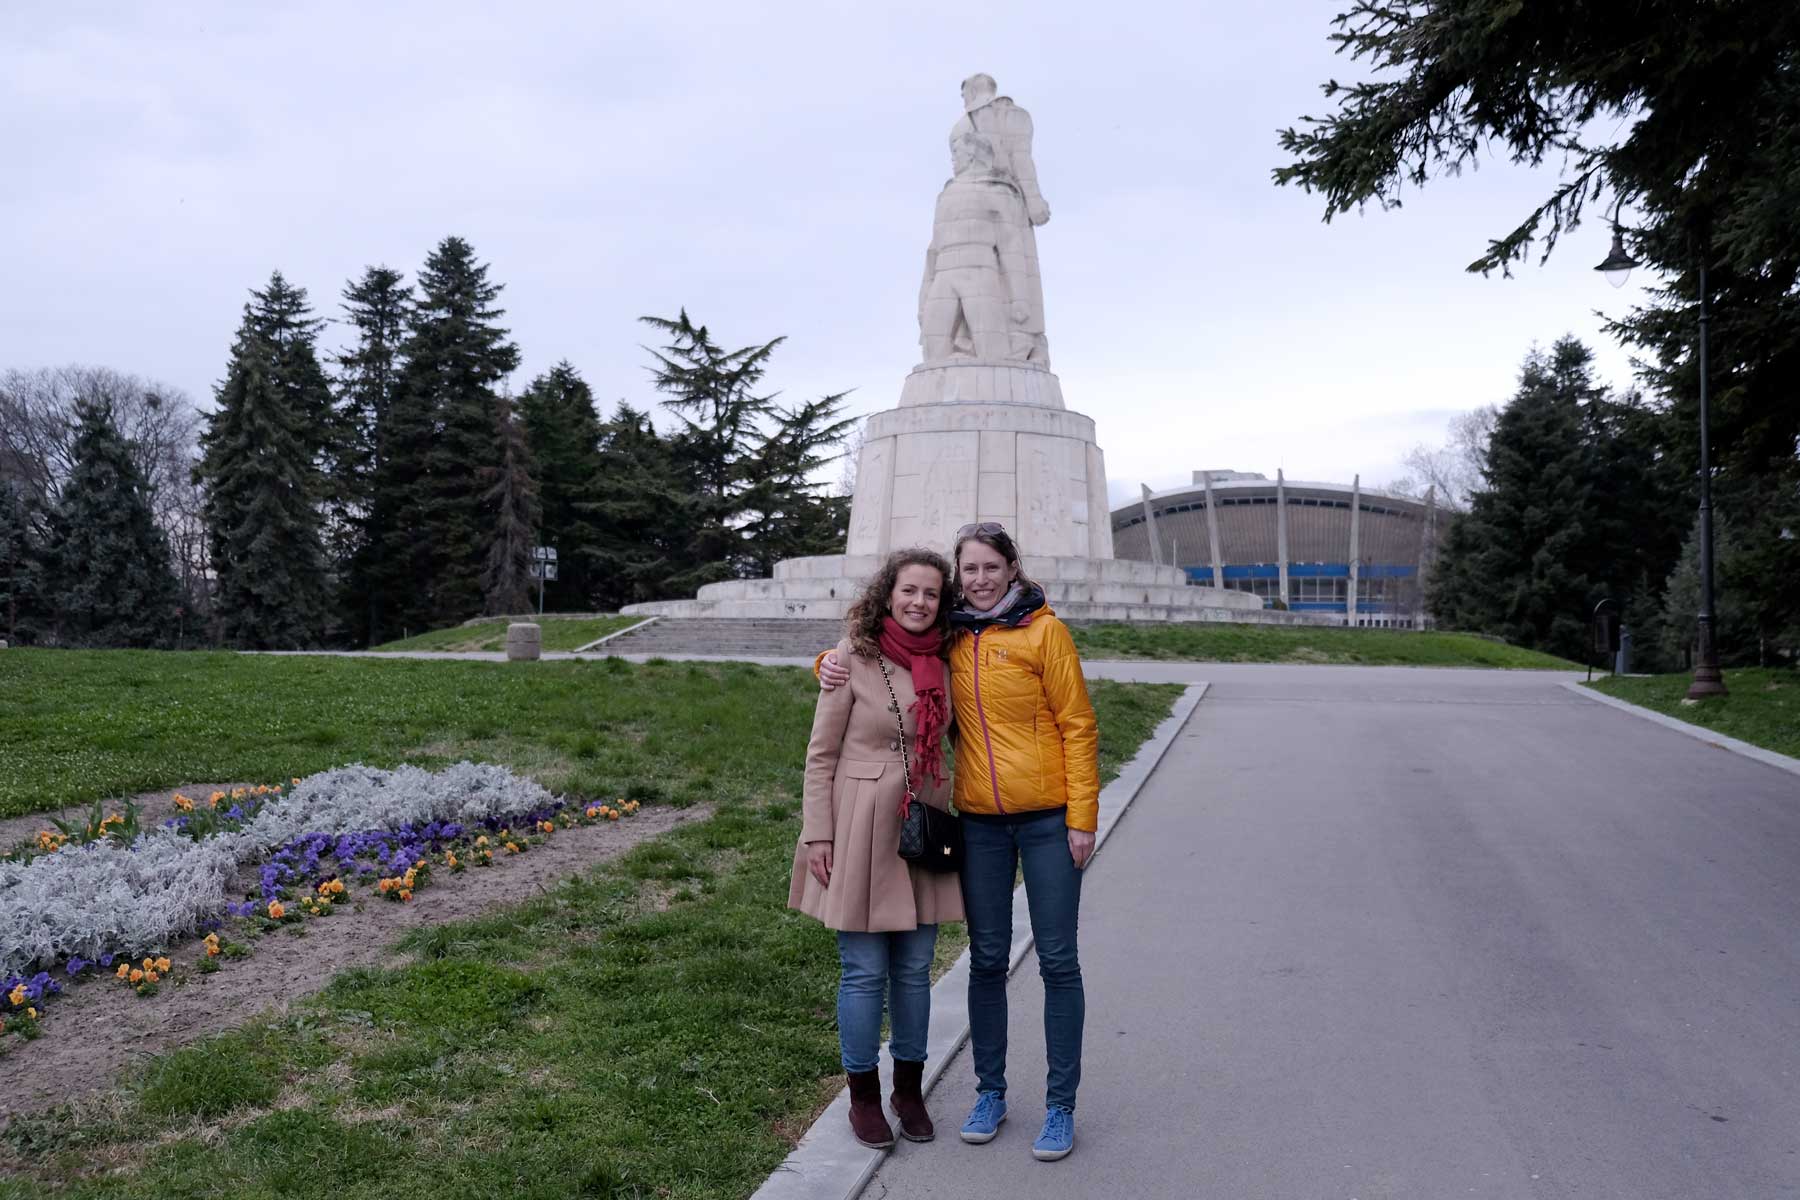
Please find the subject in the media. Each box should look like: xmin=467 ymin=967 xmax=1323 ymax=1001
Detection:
xmin=821 ymin=522 xmax=1098 ymax=1162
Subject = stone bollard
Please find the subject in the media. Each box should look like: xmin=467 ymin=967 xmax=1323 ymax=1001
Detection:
xmin=505 ymin=623 xmax=541 ymax=662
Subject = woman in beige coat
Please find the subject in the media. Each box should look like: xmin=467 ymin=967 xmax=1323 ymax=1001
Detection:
xmin=789 ymin=547 xmax=965 ymax=1150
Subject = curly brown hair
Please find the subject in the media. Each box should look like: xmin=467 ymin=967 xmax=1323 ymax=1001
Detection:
xmin=844 ymin=548 xmax=953 ymax=659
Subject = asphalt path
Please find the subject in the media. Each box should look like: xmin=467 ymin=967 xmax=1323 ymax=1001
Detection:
xmin=863 ymin=666 xmax=1800 ymax=1200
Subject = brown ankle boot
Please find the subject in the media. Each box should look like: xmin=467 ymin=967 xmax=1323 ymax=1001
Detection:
xmin=846 ymin=1069 xmax=894 ymax=1149
xmin=889 ymin=1059 xmax=934 ymax=1141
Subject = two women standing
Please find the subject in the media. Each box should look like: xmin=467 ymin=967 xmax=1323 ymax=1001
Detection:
xmin=790 ymin=524 xmax=1099 ymax=1163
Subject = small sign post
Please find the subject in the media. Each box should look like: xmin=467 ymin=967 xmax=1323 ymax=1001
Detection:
xmin=530 ymin=546 xmax=558 ymax=614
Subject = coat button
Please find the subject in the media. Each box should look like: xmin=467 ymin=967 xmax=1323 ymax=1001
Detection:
xmin=889 ymin=739 xmax=901 ymax=752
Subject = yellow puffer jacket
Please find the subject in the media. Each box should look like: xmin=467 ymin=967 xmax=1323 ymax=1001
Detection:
xmin=948 ymin=606 xmax=1101 ymax=831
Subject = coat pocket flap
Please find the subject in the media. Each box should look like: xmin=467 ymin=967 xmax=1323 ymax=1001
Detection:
xmin=840 ymin=759 xmax=888 ymax=780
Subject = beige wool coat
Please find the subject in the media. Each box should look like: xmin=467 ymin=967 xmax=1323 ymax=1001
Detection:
xmin=788 ymin=640 xmax=965 ymax=932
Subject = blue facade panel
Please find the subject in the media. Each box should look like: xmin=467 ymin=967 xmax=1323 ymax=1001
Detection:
xmin=1210 ymin=562 xmax=1416 ymax=580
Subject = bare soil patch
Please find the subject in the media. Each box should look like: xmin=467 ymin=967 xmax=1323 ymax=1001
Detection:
xmin=1 ymin=799 xmax=711 ymax=1119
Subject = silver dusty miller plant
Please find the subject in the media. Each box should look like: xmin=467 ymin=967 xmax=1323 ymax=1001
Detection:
xmin=240 ymin=762 xmax=554 ymax=846
xmin=0 ymin=827 xmax=241 ymax=978
xmin=0 ymin=762 xmax=559 ymax=976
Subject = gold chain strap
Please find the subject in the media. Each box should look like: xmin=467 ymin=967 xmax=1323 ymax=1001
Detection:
xmin=875 ymin=654 xmax=916 ymax=804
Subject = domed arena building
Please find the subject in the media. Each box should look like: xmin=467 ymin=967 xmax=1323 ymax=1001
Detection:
xmin=1110 ymin=470 xmax=1446 ymax=628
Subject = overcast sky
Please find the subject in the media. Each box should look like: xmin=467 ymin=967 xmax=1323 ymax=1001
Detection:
xmin=2 ymin=1 xmax=1654 ymax=509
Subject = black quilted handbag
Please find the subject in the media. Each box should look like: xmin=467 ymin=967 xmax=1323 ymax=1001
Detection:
xmin=878 ymin=655 xmax=964 ymax=874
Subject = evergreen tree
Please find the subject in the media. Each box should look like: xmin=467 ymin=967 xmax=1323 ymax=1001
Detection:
xmin=482 ymin=396 xmax=539 ymax=616
xmin=640 ymin=311 xmax=781 ymax=591
xmin=741 ymin=390 xmax=856 ymax=577
xmin=1428 ymin=339 xmax=1602 ymax=660
xmin=587 ymin=403 xmax=695 ymax=609
xmin=196 ymin=272 xmax=334 ymax=649
xmin=330 ymin=266 xmax=411 ymax=645
xmin=1714 ymin=469 xmax=1800 ymax=665
xmin=1580 ymin=390 xmax=1687 ymax=610
xmin=387 ymin=237 xmax=522 ymax=628
xmin=1660 ymin=513 xmax=1757 ymax=668
xmin=518 ymin=362 xmax=605 ymax=610
xmin=44 ymin=399 xmax=181 ymax=647
xmin=0 ymin=479 xmax=44 ymax=643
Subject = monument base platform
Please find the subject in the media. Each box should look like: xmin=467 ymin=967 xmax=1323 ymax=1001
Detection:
xmin=620 ymin=555 xmax=1335 ymax=625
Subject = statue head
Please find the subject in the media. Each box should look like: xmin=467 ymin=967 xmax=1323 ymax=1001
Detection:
xmin=951 ymin=130 xmax=996 ymax=177
xmin=961 ymin=73 xmax=998 ymax=112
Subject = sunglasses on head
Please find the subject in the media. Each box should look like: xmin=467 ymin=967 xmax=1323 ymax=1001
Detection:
xmin=955 ymin=521 xmax=1009 ymax=538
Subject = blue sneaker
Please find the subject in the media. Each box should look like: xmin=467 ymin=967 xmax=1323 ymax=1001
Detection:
xmin=1032 ymin=1105 xmax=1075 ymax=1161
xmin=959 ymin=1091 xmax=1007 ymax=1143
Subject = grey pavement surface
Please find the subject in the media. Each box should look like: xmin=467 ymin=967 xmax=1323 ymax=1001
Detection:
xmin=863 ymin=667 xmax=1800 ymax=1200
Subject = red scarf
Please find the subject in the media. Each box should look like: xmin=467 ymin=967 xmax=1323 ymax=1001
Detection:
xmin=878 ymin=616 xmax=949 ymax=808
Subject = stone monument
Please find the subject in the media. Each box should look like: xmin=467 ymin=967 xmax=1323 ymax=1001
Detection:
xmin=623 ymin=75 xmax=1274 ymax=622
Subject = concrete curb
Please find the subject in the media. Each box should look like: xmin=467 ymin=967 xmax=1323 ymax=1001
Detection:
xmin=1560 ymin=681 xmax=1800 ymax=780
xmin=749 ymin=682 xmax=1209 ymax=1200
xmin=573 ymin=615 xmax=660 ymax=653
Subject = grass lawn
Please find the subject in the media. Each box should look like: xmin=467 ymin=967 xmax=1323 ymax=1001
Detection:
xmin=1588 ymin=669 xmax=1800 ymax=760
xmin=0 ymin=666 xmax=1182 ymax=1199
xmin=0 ymin=651 xmax=815 ymax=820
xmin=372 ymin=615 xmax=641 ymax=653
xmin=1070 ymin=622 xmax=1580 ymax=669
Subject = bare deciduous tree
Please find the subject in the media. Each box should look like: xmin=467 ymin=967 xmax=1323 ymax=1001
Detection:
xmin=0 ymin=365 xmax=212 ymax=634
xmin=1381 ymin=406 xmax=1498 ymax=512
xmin=0 ymin=366 xmax=202 ymax=518
xmin=836 ymin=417 xmax=866 ymax=497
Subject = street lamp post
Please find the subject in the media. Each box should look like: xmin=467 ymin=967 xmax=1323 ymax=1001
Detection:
xmin=1596 ymin=221 xmax=1728 ymax=697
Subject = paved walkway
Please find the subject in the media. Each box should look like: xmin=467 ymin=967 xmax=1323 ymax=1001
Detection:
xmin=862 ymin=666 xmax=1800 ymax=1200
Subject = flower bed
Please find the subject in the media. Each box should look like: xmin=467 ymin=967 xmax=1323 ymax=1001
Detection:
xmin=0 ymin=762 xmax=641 ymax=1043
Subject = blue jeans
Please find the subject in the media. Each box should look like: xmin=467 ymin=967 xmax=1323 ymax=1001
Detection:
xmin=837 ymin=926 xmax=939 ymax=1073
xmin=961 ymin=809 xmax=1085 ymax=1110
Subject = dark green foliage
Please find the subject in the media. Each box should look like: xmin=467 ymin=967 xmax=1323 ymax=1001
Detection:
xmin=1659 ymin=513 xmax=1756 ymax=670
xmin=641 ymin=310 xmax=783 ymax=591
xmin=518 ymin=362 xmax=605 ymax=609
xmin=42 ymin=399 xmax=182 ymax=647
xmin=481 ymin=396 xmax=539 ymax=615
xmin=1280 ymin=0 xmax=1800 ymax=662
xmin=329 ymin=266 xmax=412 ymax=646
xmin=1275 ymin=1 xmax=1800 ymax=279
xmin=1428 ymin=338 xmax=1684 ymax=663
xmin=0 ymin=479 xmax=45 ymax=643
xmin=1715 ymin=470 xmax=1800 ymax=662
xmin=588 ymin=402 xmax=699 ymax=609
xmin=196 ymin=272 xmax=335 ymax=649
xmin=740 ymin=391 xmax=856 ymax=577
xmin=640 ymin=310 xmax=854 ymax=594
xmin=381 ymin=237 xmax=523 ymax=631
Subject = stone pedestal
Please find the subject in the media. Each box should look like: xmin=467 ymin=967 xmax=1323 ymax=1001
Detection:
xmin=846 ymin=362 xmax=1110 ymax=561
xmin=504 ymin=623 xmax=541 ymax=661
xmin=621 ymin=358 xmax=1335 ymax=625
xmin=620 ymin=554 xmax=1332 ymax=624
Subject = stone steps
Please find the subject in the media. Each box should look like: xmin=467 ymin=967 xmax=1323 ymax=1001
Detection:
xmin=595 ymin=617 xmax=844 ymax=659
